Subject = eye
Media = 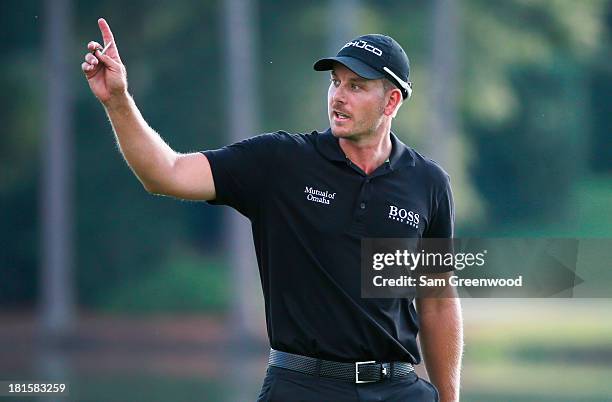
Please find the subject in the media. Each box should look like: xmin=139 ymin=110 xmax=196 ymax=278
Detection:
xmin=351 ymin=83 xmax=361 ymax=91
xmin=330 ymin=78 xmax=340 ymax=87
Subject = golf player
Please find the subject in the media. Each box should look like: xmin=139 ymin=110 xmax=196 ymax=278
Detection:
xmin=82 ymin=18 xmax=462 ymax=402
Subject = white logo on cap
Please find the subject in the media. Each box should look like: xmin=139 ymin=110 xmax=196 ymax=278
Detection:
xmin=341 ymin=40 xmax=383 ymax=57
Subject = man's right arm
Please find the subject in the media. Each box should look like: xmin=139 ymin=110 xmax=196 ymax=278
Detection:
xmin=82 ymin=18 xmax=215 ymax=201
xmin=103 ymin=93 xmax=215 ymax=200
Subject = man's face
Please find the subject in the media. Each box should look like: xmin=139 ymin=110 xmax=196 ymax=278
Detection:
xmin=328 ymin=63 xmax=387 ymax=140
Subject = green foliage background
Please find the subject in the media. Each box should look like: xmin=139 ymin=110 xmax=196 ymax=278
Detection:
xmin=1 ymin=0 xmax=611 ymax=310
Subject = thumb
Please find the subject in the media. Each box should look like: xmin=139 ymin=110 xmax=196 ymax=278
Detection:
xmin=94 ymin=48 xmax=123 ymax=70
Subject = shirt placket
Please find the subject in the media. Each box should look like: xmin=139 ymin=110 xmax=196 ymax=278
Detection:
xmin=346 ymin=159 xmax=392 ymax=235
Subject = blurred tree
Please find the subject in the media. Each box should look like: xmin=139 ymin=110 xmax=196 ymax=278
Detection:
xmin=222 ymin=0 xmax=264 ymax=343
xmin=588 ymin=0 xmax=612 ymax=173
xmin=40 ymin=0 xmax=75 ymax=336
xmin=460 ymin=0 xmax=607 ymax=230
xmin=427 ymin=0 xmax=459 ymax=171
xmin=0 ymin=0 xmax=44 ymax=306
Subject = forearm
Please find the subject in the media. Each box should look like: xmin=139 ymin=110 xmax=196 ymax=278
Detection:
xmin=103 ymin=92 xmax=177 ymax=192
xmin=418 ymin=298 xmax=463 ymax=402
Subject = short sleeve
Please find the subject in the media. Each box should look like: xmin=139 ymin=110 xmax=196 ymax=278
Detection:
xmin=417 ymin=173 xmax=455 ymax=275
xmin=424 ymin=172 xmax=455 ymax=238
xmin=201 ymin=133 xmax=279 ymax=218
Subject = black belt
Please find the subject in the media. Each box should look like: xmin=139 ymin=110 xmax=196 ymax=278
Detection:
xmin=268 ymin=348 xmax=415 ymax=383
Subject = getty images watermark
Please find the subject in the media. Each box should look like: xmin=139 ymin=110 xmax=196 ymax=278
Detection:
xmin=371 ymin=248 xmax=523 ymax=288
xmin=361 ymin=238 xmax=612 ymax=298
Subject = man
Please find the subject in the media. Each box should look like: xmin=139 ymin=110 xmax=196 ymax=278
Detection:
xmin=82 ymin=18 xmax=462 ymax=402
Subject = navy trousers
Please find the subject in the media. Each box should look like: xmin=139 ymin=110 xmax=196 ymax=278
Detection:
xmin=257 ymin=366 xmax=439 ymax=402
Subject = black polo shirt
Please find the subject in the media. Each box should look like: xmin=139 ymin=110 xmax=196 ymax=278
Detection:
xmin=201 ymin=128 xmax=454 ymax=364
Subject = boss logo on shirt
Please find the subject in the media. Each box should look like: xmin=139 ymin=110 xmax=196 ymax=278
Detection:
xmin=305 ymin=186 xmax=336 ymax=205
xmin=388 ymin=204 xmax=420 ymax=229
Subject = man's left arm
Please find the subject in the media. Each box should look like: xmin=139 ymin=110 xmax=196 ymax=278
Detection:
xmin=416 ymin=273 xmax=463 ymax=402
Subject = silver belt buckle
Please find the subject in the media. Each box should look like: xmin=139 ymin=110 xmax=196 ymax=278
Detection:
xmin=355 ymin=360 xmax=376 ymax=383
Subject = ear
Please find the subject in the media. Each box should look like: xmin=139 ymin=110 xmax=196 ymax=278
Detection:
xmin=383 ymin=88 xmax=403 ymax=117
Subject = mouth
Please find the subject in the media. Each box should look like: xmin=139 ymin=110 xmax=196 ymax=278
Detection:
xmin=333 ymin=110 xmax=351 ymax=122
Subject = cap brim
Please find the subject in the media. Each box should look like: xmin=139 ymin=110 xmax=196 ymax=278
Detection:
xmin=313 ymin=56 xmax=384 ymax=80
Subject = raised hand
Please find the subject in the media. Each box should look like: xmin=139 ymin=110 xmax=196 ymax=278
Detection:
xmin=82 ymin=18 xmax=127 ymax=105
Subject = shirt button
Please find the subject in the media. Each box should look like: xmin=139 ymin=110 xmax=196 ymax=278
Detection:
xmin=360 ymin=202 xmax=366 ymax=209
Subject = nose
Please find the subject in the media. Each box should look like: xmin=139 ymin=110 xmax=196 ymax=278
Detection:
xmin=330 ymin=83 xmax=346 ymax=105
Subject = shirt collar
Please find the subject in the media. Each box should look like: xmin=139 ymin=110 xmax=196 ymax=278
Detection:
xmin=315 ymin=128 xmax=415 ymax=169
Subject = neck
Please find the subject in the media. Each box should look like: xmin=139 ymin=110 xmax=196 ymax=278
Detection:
xmin=338 ymin=124 xmax=392 ymax=175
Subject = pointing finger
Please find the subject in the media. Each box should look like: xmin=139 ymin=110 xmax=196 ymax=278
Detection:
xmin=97 ymin=18 xmax=121 ymax=61
xmin=98 ymin=18 xmax=115 ymax=47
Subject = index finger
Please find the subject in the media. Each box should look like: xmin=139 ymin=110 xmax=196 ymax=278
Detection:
xmin=98 ymin=18 xmax=115 ymax=46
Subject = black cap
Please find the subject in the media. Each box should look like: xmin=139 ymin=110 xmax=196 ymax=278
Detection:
xmin=314 ymin=34 xmax=412 ymax=99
